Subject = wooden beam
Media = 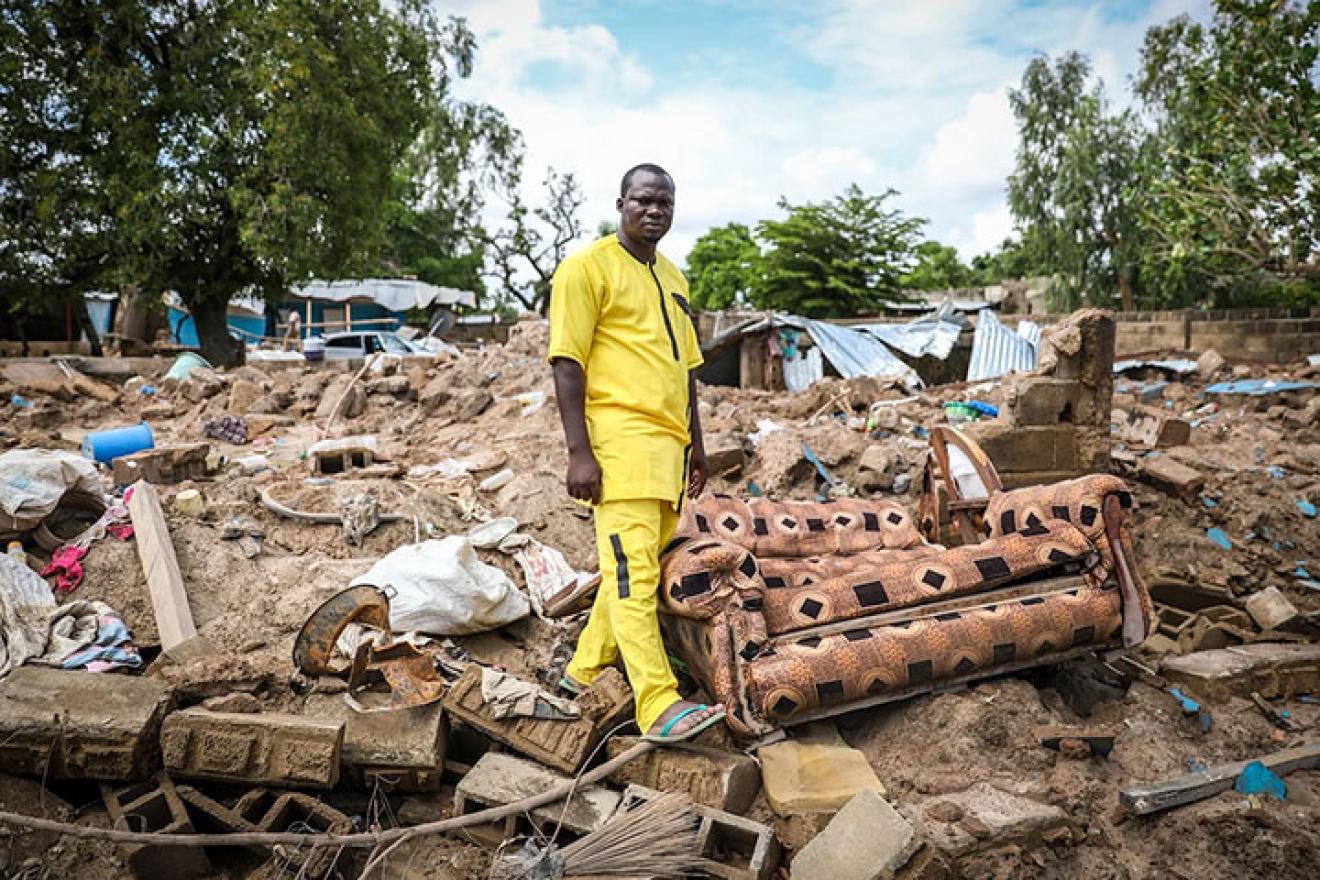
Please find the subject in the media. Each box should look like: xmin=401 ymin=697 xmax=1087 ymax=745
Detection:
xmin=1119 ymin=743 xmax=1320 ymax=816
xmin=127 ymin=480 xmax=198 ymax=653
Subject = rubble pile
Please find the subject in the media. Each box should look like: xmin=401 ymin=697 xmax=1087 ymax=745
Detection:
xmin=0 ymin=313 xmax=1317 ymax=880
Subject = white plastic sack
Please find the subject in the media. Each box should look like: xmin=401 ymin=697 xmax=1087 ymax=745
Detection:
xmin=350 ymin=536 xmax=529 ymax=635
xmin=0 ymin=555 xmax=57 ymax=677
xmin=0 ymin=449 xmax=105 ymax=531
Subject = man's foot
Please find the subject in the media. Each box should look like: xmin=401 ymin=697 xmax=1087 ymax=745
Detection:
xmin=643 ymin=700 xmax=726 ymax=743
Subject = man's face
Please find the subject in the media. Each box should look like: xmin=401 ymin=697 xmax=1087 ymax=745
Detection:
xmin=617 ymin=171 xmax=674 ymax=245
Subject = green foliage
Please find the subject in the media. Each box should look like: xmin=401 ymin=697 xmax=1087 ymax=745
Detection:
xmin=970 ymin=238 xmax=1040 ymax=286
xmin=752 ymin=186 xmax=925 ymax=317
xmin=900 ymin=241 xmax=975 ymax=291
xmin=687 ymin=223 xmax=759 ymax=310
xmin=1135 ymin=0 xmax=1319 ymax=303
xmin=1007 ymin=52 xmax=1146 ymax=311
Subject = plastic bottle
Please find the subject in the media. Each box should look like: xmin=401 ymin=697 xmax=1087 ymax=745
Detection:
xmin=6 ymin=541 xmax=25 ymax=566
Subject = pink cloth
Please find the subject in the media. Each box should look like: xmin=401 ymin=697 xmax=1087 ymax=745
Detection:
xmin=42 ymin=544 xmax=88 ymax=593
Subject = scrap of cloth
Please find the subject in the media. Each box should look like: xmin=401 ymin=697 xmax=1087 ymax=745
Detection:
xmin=41 ymin=600 xmax=143 ymax=672
xmin=480 ymin=667 xmax=581 ymax=720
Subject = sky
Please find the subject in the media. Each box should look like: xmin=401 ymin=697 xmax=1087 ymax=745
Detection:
xmin=443 ymin=0 xmax=1213 ymax=267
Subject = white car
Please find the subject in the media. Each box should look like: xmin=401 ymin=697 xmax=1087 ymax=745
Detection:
xmin=319 ymin=331 xmax=422 ymax=359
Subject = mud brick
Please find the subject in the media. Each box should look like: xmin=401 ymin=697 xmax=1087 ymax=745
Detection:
xmin=234 ymin=789 xmax=351 ymax=878
xmin=1162 ymin=643 xmax=1320 ymax=703
xmin=606 ymin=736 xmax=761 ymax=813
xmin=789 ymin=788 xmax=918 ymax=880
xmin=617 ymin=784 xmax=780 ymax=880
xmin=160 ymin=707 xmax=343 ymax=789
xmin=443 ymin=665 xmax=626 ymax=774
xmin=101 ymin=773 xmax=211 ymax=879
xmin=111 ymin=443 xmax=211 ymax=485
xmin=453 ymin=751 xmax=620 ymax=847
xmin=303 ymin=693 xmax=447 ymax=792
xmin=0 ymin=666 xmax=174 ymax=781
xmin=1137 ymin=455 xmax=1204 ymax=500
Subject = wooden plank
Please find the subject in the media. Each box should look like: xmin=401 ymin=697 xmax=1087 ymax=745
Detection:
xmin=127 ymin=480 xmax=197 ymax=652
xmin=1119 ymin=743 xmax=1320 ymax=815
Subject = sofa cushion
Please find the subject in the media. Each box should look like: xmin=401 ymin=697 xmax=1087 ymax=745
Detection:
xmin=674 ymin=495 xmax=922 ymax=558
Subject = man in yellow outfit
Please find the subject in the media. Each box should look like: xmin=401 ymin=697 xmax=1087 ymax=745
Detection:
xmin=547 ymin=163 xmax=725 ymax=743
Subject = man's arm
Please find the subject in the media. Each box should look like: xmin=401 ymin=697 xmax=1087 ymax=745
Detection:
xmin=552 ymin=358 xmax=601 ymax=504
xmin=687 ymin=371 xmax=707 ymax=498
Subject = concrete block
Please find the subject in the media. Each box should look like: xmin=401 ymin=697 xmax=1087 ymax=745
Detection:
xmin=1138 ymin=456 xmax=1204 ymax=500
xmin=790 ymin=788 xmax=919 ymax=880
xmin=618 ymin=784 xmax=780 ymax=880
xmin=304 ymin=693 xmax=447 ymax=792
xmin=759 ymin=739 xmax=886 ymax=816
xmin=443 ymin=664 xmax=629 ymax=774
xmin=160 ymin=707 xmax=343 ymax=788
xmin=234 ymin=788 xmax=351 ymax=877
xmin=176 ymin=785 xmax=259 ymax=834
xmin=101 ymin=774 xmax=211 ymax=879
xmin=0 ymin=666 xmax=174 ymax=781
xmin=967 ymin=423 xmax=1079 ymax=475
xmin=1244 ymin=586 xmax=1299 ymax=631
xmin=453 ymin=751 xmax=620 ymax=847
xmin=1162 ymin=643 xmax=1320 ymax=703
xmin=706 ymin=434 xmax=746 ymax=475
xmin=1119 ymin=406 xmax=1191 ymax=449
xmin=307 ymin=434 xmax=376 ymax=475
xmin=606 ymin=735 xmax=761 ymax=813
xmin=1013 ymin=378 xmax=1104 ymax=427
xmin=111 ymin=443 xmax=211 ymax=485
xmin=915 ymin=783 xmax=1067 ymax=857
xmin=1196 ymin=349 xmax=1225 ymax=379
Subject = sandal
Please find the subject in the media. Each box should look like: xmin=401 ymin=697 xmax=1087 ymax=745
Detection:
xmin=642 ymin=703 xmax=726 ymax=744
xmin=557 ymin=674 xmax=584 ymax=697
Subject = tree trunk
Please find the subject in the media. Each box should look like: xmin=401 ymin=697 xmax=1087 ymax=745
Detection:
xmin=189 ymin=294 xmax=245 ymax=367
xmin=68 ymin=294 xmax=104 ymax=357
xmin=1117 ymin=272 xmax=1134 ymax=311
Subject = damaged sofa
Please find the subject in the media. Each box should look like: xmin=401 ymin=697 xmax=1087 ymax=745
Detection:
xmin=658 ymin=430 xmax=1154 ymax=738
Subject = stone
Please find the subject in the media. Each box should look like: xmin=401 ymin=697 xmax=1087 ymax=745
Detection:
xmin=858 ymin=445 xmax=897 ymax=490
xmin=916 ymin=783 xmax=1069 ymax=857
xmin=1196 ymin=349 xmax=1225 ymax=380
xmin=606 ymin=736 xmax=761 ymax=813
xmin=618 ymin=784 xmax=780 ymax=880
xmin=160 ymin=707 xmax=343 ymax=789
xmin=111 ymin=443 xmax=211 ymax=485
xmin=926 ymin=801 xmax=965 ymax=823
xmin=789 ymin=788 xmax=919 ymax=880
xmin=1058 ymin=738 xmax=1092 ymax=760
xmin=418 ymin=375 xmax=451 ymax=412
xmin=101 ymin=774 xmax=211 ymax=879
xmin=366 ymin=375 xmax=411 ymax=396
xmin=453 ymin=388 xmax=494 ymax=421
xmin=1244 ymin=586 xmax=1299 ymax=631
xmin=1036 ymin=724 xmax=1119 ymax=758
xmin=1161 ymin=643 xmax=1320 ymax=703
xmin=303 ymin=693 xmax=447 ymax=792
xmin=202 ymin=692 xmax=261 ymax=714
xmin=227 ymin=378 xmax=265 ymax=415
xmin=1138 ymin=455 xmax=1204 ymax=500
xmin=454 ymin=751 xmax=620 ymax=847
xmin=759 ymin=738 xmax=886 ymax=816
xmin=181 ymin=367 xmax=225 ymax=402
xmin=706 ymin=434 xmax=746 ymax=475
xmin=313 ymin=374 xmax=366 ymax=420
xmin=0 ymin=666 xmax=174 ymax=781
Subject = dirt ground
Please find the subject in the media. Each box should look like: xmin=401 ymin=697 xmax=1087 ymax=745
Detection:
xmin=1 ymin=316 xmax=1318 ymax=879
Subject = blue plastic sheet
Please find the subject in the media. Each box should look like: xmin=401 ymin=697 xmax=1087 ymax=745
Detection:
xmin=1234 ymin=761 xmax=1286 ymax=800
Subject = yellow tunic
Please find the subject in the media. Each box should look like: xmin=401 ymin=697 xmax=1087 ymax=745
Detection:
xmin=547 ymin=235 xmax=704 ymax=506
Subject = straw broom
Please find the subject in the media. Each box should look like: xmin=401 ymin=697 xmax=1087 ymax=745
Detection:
xmin=492 ymin=792 xmax=711 ymax=880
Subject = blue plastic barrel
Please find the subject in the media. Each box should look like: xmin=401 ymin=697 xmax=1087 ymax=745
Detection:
xmin=82 ymin=423 xmax=155 ymax=464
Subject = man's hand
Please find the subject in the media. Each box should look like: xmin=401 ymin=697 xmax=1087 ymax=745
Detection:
xmin=566 ymin=448 xmax=602 ymax=504
xmin=687 ymin=447 xmax=708 ymax=499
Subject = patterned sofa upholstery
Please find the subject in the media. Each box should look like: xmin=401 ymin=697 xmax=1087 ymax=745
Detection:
xmin=658 ymin=476 xmax=1154 ymax=738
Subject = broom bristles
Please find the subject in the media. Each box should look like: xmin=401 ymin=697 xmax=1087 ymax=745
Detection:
xmin=558 ymin=791 xmax=708 ymax=878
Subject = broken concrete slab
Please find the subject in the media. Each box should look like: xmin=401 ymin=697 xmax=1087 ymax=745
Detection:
xmin=916 ymin=783 xmax=1068 ymax=857
xmin=111 ymin=443 xmax=211 ymax=485
xmin=0 ymin=666 xmax=174 ymax=781
xmin=101 ymin=773 xmax=211 ymax=880
xmin=789 ymin=788 xmax=919 ymax=880
xmin=1160 ymin=643 xmax=1320 ymax=703
xmin=303 ymin=692 xmax=447 ymax=792
xmin=758 ymin=738 xmax=886 ymax=816
xmin=1137 ymin=455 xmax=1205 ymax=500
xmin=160 ymin=707 xmax=344 ymax=789
xmin=605 ymin=735 xmax=761 ymax=813
xmin=1244 ymin=586 xmax=1299 ymax=631
xmin=1119 ymin=406 xmax=1191 ymax=449
xmin=453 ymin=751 xmax=620 ymax=847
xmin=617 ymin=783 xmax=780 ymax=880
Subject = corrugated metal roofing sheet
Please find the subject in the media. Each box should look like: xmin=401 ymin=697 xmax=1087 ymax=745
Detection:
xmin=966 ymin=311 xmax=1039 ymax=382
xmin=778 ymin=317 xmax=922 ymax=388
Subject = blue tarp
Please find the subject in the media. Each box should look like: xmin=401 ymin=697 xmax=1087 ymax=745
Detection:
xmin=1206 ymin=379 xmax=1320 ymax=396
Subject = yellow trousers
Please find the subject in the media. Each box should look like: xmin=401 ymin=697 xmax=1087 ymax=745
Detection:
xmin=566 ymin=498 xmax=680 ymax=732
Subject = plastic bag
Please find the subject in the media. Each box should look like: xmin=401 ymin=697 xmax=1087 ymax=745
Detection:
xmin=350 ymin=536 xmax=529 ymax=635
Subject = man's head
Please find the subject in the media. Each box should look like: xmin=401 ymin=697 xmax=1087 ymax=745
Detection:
xmin=617 ymin=163 xmax=675 ymax=246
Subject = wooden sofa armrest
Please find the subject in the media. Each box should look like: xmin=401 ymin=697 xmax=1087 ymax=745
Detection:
xmin=920 ymin=425 xmax=1003 ymax=545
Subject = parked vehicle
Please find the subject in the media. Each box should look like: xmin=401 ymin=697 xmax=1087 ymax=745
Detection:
xmin=319 ymin=331 xmax=421 ymax=359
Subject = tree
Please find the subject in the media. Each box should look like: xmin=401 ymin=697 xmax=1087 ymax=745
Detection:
xmin=900 ymin=241 xmax=975 ymax=291
xmin=751 ymin=185 xmax=924 ymax=317
xmin=484 ymin=167 xmax=585 ymax=313
xmin=970 ymin=238 xmax=1039 ymax=286
xmin=686 ymin=223 xmax=759 ymax=310
xmin=1 ymin=1 xmax=468 ymax=366
xmin=1007 ymin=52 xmax=1147 ymax=311
xmin=1135 ymin=0 xmax=1319 ymax=304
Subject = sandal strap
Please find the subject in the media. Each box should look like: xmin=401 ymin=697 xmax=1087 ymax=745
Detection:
xmin=658 ymin=704 xmax=706 ymax=738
